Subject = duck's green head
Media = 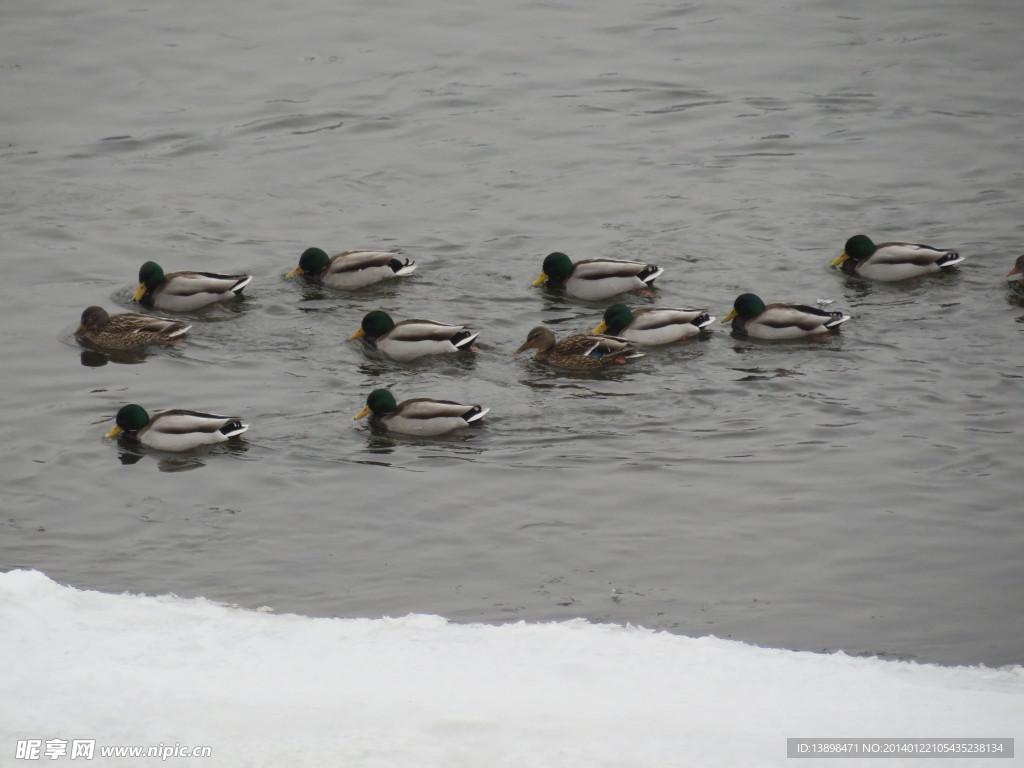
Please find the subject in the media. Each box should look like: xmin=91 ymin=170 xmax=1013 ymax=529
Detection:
xmin=533 ymin=251 xmax=573 ymax=285
xmin=287 ymin=247 xmax=330 ymax=277
xmin=724 ymin=293 xmax=766 ymax=322
xmin=832 ymin=234 xmax=876 ymax=266
xmin=134 ymin=262 xmax=164 ymax=300
xmin=106 ymin=403 xmax=150 ymax=438
xmin=594 ymin=303 xmax=634 ymax=335
xmin=355 ymin=388 xmax=397 ymax=420
xmin=350 ymin=310 xmax=396 ymax=340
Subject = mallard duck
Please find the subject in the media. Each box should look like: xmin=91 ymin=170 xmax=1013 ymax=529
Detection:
xmin=286 ymin=247 xmax=416 ymax=290
xmin=75 ymin=306 xmax=191 ymax=349
xmin=723 ymin=294 xmax=849 ymax=339
xmin=105 ymin=404 xmax=249 ymax=452
xmin=1006 ymin=255 xmax=1024 ymax=279
xmin=592 ymin=304 xmax=715 ymax=344
xmin=831 ymin=235 xmax=963 ymax=281
xmin=349 ymin=310 xmax=479 ymax=362
xmin=134 ymin=261 xmax=252 ymax=311
xmin=532 ymin=251 xmax=664 ymax=301
xmin=354 ymin=389 xmax=489 ymax=436
xmin=514 ymin=326 xmax=644 ymax=369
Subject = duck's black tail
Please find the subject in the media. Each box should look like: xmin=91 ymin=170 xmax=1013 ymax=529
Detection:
xmin=451 ymin=330 xmax=480 ymax=349
xmin=637 ymin=265 xmax=664 ymax=285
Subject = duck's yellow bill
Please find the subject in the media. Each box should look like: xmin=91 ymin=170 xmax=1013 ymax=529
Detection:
xmin=285 ymin=266 xmax=303 ymax=278
xmin=348 ymin=329 xmax=366 ymax=340
xmin=592 ymin=321 xmax=609 ymax=334
xmin=354 ymin=405 xmax=372 ymax=420
xmin=722 ymin=309 xmax=738 ymax=322
xmin=132 ymin=283 xmax=147 ymax=301
xmin=105 ymin=425 xmax=123 ymax=438
xmin=830 ymin=252 xmax=850 ymax=267
xmin=531 ymin=272 xmax=548 ymax=287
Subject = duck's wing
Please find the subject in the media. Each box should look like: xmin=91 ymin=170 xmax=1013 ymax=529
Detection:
xmin=629 ymin=307 xmax=713 ymax=330
xmin=106 ymin=313 xmax=192 ymax=337
xmin=553 ymin=333 xmax=604 ymax=356
xmin=872 ymin=242 xmax=961 ymax=267
xmin=569 ymin=333 xmax=644 ymax=359
xmin=377 ymin=398 xmax=488 ymax=435
xmin=388 ymin=319 xmax=471 ymax=342
xmin=391 ymin=398 xmax=477 ymax=419
xmin=162 ymin=271 xmax=252 ymax=296
xmin=329 ymin=251 xmax=416 ymax=275
xmin=150 ymin=409 xmax=248 ymax=437
xmin=329 ymin=251 xmax=395 ymax=270
xmin=762 ymin=303 xmax=849 ymax=330
xmin=573 ymin=258 xmax=656 ymax=280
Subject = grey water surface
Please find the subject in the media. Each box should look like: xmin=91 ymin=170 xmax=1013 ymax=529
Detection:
xmin=2 ymin=0 xmax=1023 ymax=666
